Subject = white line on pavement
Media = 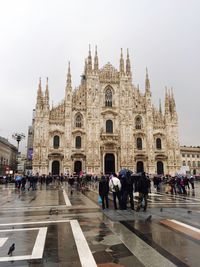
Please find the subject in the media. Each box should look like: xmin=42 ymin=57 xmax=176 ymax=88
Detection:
xmin=0 ymin=227 xmax=47 ymax=262
xmin=169 ymin=219 xmax=200 ymax=233
xmin=63 ymin=189 xmax=72 ymax=206
xmin=31 ymin=227 xmax=47 ymax=259
xmin=0 ymin=238 xmax=8 ymax=247
xmin=70 ymin=220 xmax=97 ymax=267
xmin=0 ymin=219 xmax=70 ymax=226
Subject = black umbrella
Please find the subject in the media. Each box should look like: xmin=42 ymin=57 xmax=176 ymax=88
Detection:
xmin=119 ymin=168 xmax=133 ymax=176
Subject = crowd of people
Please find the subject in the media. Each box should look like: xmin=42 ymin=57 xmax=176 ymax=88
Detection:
xmin=99 ymin=172 xmax=151 ymax=212
xmin=153 ymin=175 xmax=195 ymax=194
xmin=5 ymin=171 xmax=197 ymax=213
xmin=13 ymin=171 xmax=66 ymax=191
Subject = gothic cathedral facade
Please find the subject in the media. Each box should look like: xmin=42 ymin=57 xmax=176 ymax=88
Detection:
xmin=32 ymin=47 xmax=181 ymax=176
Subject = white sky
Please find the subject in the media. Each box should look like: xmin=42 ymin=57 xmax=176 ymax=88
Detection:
xmin=0 ymin=0 xmax=199 ymax=151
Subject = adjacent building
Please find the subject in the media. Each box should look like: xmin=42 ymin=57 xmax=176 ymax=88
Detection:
xmin=0 ymin=136 xmax=18 ymax=176
xmin=180 ymin=146 xmax=200 ymax=175
xmin=32 ymin=47 xmax=181 ymax=176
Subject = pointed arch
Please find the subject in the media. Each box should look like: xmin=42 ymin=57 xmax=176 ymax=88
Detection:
xmin=135 ymin=116 xmax=143 ymax=129
xmin=75 ymin=113 xmax=83 ymax=128
xmin=105 ymin=86 xmax=113 ymax=107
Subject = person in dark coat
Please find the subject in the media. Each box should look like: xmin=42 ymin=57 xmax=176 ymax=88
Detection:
xmin=120 ymin=171 xmax=134 ymax=210
xmin=99 ymin=175 xmax=109 ymax=210
xmin=136 ymin=172 xmax=150 ymax=212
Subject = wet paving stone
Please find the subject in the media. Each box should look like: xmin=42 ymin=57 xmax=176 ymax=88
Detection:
xmin=0 ymin=182 xmax=200 ymax=266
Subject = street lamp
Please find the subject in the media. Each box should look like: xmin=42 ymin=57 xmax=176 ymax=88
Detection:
xmin=12 ymin=132 xmax=25 ymax=151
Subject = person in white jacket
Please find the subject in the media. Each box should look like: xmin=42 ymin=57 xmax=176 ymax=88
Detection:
xmin=109 ymin=174 xmax=122 ymax=210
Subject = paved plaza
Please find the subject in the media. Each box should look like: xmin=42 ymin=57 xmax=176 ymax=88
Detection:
xmin=0 ymin=182 xmax=200 ymax=267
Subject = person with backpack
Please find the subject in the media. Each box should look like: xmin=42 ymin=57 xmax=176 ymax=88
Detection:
xmin=109 ymin=173 xmax=121 ymax=210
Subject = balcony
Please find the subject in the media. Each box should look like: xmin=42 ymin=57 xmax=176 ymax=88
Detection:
xmin=100 ymin=132 xmax=119 ymax=142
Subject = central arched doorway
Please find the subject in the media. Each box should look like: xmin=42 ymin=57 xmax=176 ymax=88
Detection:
xmin=137 ymin=161 xmax=144 ymax=173
xmin=52 ymin=160 xmax=60 ymax=175
xmin=104 ymin=153 xmax=115 ymax=174
xmin=74 ymin=161 xmax=82 ymax=174
xmin=157 ymin=161 xmax=164 ymax=175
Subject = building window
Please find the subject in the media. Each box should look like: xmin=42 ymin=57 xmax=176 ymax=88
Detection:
xmin=193 ymin=161 xmax=196 ymax=167
xmin=187 ymin=154 xmax=190 ymax=157
xmin=156 ymin=138 xmax=162 ymax=150
xmin=183 ymin=161 xmax=186 ymax=166
xmin=106 ymin=120 xmax=113 ymax=133
xmin=75 ymin=114 xmax=82 ymax=128
xmin=135 ymin=116 xmax=142 ymax=129
xmin=197 ymin=155 xmax=199 ymax=158
xmin=53 ymin=135 xmax=60 ymax=149
xmin=75 ymin=136 xmax=81 ymax=149
xmin=188 ymin=161 xmax=191 ymax=166
xmin=105 ymin=87 xmax=112 ymax=107
xmin=136 ymin=137 xmax=142 ymax=150
xmin=198 ymin=161 xmax=200 ymax=167
xmin=192 ymin=154 xmax=195 ymax=158
xmin=182 ymin=154 xmax=185 ymax=157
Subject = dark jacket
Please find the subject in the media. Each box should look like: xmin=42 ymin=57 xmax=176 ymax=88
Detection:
xmin=137 ymin=173 xmax=150 ymax=194
xmin=99 ymin=177 xmax=109 ymax=196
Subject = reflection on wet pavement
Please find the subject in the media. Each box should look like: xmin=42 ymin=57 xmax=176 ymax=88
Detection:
xmin=0 ymin=182 xmax=200 ymax=266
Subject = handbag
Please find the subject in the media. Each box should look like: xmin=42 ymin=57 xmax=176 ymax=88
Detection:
xmin=98 ymin=195 xmax=102 ymax=204
xmin=111 ymin=179 xmax=120 ymax=192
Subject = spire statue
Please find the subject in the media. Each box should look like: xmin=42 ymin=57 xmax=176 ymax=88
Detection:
xmin=94 ymin=45 xmax=99 ymax=72
xmin=87 ymin=44 xmax=92 ymax=72
xmin=120 ymin=48 xmax=124 ymax=74
xmin=126 ymin=48 xmax=131 ymax=76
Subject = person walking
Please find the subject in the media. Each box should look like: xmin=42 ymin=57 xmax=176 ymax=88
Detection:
xmin=99 ymin=175 xmax=109 ymax=210
xmin=136 ymin=172 xmax=150 ymax=212
xmin=109 ymin=174 xmax=121 ymax=210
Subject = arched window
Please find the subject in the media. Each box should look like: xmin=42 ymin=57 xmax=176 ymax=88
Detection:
xmin=75 ymin=136 xmax=81 ymax=149
xmin=156 ymin=138 xmax=162 ymax=149
xmin=106 ymin=120 xmax=113 ymax=133
xmin=75 ymin=114 xmax=82 ymax=128
xmin=135 ymin=116 xmax=142 ymax=129
xmin=105 ymin=87 xmax=112 ymax=107
xmin=136 ymin=137 xmax=142 ymax=150
xmin=53 ymin=135 xmax=60 ymax=149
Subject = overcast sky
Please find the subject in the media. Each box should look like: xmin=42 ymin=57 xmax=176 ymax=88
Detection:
xmin=0 ymin=0 xmax=199 ymax=151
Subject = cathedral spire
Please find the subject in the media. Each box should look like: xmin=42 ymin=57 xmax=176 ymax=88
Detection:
xmin=94 ymin=45 xmax=99 ymax=72
xmin=165 ymin=87 xmax=170 ymax=115
xmin=36 ymin=77 xmax=43 ymax=108
xmin=159 ymin=98 xmax=162 ymax=114
xmin=83 ymin=58 xmax=88 ymax=75
xmin=170 ymin=87 xmax=177 ymax=116
xmin=126 ymin=48 xmax=131 ymax=76
xmin=145 ymin=67 xmax=150 ymax=92
xmin=120 ymin=48 xmax=125 ymax=74
xmin=66 ymin=61 xmax=72 ymax=90
xmin=45 ymin=77 xmax=49 ymax=100
xmin=37 ymin=77 xmax=42 ymax=96
xmin=87 ymin=44 xmax=92 ymax=72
